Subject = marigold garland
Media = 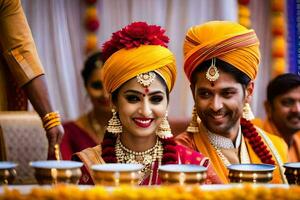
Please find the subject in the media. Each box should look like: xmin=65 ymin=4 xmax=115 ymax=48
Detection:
xmin=84 ymin=0 xmax=100 ymax=54
xmin=271 ymin=0 xmax=286 ymax=77
xmin=102 ymin=21 xmax=169 ymax=61
xmin=2 ymin=184 xmax=300 ymax=200
xmin=238 ymin=0 xmax=251 ymax=28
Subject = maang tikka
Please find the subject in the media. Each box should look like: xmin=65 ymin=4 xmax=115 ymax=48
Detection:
xmin=206 ymin=57 xmax=219 ymax=82
xmin=136 ymin=71 xmax=156 ymax=87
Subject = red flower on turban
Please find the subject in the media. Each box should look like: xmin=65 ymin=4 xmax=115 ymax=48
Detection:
xmin=102 ymin=22 xmax=169 ymax=61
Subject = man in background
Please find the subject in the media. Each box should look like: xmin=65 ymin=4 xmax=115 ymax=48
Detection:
xmin=253 ymin=73 xmax=300 ymax=161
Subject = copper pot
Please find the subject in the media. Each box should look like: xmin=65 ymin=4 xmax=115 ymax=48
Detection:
xmin=91 ymin=163 xmax=143 ymax=186
xmin=159 ymin=164 xmax=207 ymax=185
xmin=228 ymin=164 xmax=275 ymax=183
xmin=0 ymin=162 xmax=17 ymax=185
xmin=30 ymin=161 xmax=83 ymax=185
xmin=283 ymin=162 xmax=300 ymax=185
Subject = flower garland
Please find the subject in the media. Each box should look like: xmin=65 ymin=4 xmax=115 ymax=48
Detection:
xmin=102 ymin=22 xmax=169 ymax=61
xmin=84 ymin=0 xmax=100 ymax=54
xmin=101 ymin=132 xmax=178 ymax=166
xmin=271 ymin=0 xmax=286 ymax=77
xmin=240 ymin=118 xmax=275 ymax=165
xmin=238 ymin=0 xmax=251 ymax=28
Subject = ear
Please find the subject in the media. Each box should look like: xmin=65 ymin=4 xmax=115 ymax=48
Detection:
xmin=190 ymin=84 xmax=196 ymax=101
xmin=264 ymin=100 xmax=272 ymax=119
xmin=245 ymin=81 xmax=254 ymax=103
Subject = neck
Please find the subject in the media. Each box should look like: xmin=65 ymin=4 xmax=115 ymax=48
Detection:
xmin=207 ymin=121 xmax=240 ymax=143
xmin=120 ymin=132 xmax=157 ymax=152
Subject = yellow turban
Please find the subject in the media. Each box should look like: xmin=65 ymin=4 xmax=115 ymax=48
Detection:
xmin=183 ymin=21 xmax=260 ymax=81
xmin=103 ymin=45 xmax=177 ymax=93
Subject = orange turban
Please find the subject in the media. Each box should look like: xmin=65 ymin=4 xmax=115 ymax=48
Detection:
xmin=183 ymin=21 xmax=260 ymax=81
xmin=102 ymin=45 xmax=176 ymax=93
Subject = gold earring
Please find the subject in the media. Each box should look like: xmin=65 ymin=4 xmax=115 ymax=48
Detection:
xmin=242 ymin=103 xmax=255 ymax=120
xmin=186 ymin=105 xmax=200 ymax=133
xmin=156 ymin=111 xmax=173 ymax=139
xmin=106 ymin=108 xmax=122 ymax=134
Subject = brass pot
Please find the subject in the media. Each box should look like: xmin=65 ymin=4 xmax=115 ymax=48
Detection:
xmin=30 ymin=160 xmax=83 ymax=185
xmin=227 ymin=164 xmax=275 ymax=183
xmin=91 ymin=163 xmax=143 ymax=186
xmin=0 ymin=162 xmax=17 ymax=185
xmin=283 ymin=162 xmax=300 ymax=185
xmin=159 ymin=164 xmax=207 ymax=185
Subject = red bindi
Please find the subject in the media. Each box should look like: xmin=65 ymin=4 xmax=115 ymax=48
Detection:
xmin=144 ymin=87 xmax=149 ymax=94
xmin=210 ymin=82 xmax=215 ymax=87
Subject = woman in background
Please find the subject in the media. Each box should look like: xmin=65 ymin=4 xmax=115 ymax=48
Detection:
xmin=61 ymin=52 xmax=111 ymax=160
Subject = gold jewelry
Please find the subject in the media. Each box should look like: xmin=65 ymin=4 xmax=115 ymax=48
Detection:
xmin=206 ymin=58 xmax=219 ymax=82
xmin=186 ymin=105 xmax=201 ymax=133
xmin=136 ymin=71 xmax=156 ymax=87
xmin=42 ymin=111 xmax=61 ymax=131
xmin=156 ymin=111 xmax=173 ymax=139
xmin=115 ymin=136 xmax=163 ymax=181
xmin=106 ymin=108 xmax=122 ymax=134
xmin=242 ymin=103 xmax=255 ymax=120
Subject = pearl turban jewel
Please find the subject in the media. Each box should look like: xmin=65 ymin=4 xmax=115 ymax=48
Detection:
xmin=102 ymin=45 xmax=177 ymax=93
xmin=183 ymin=21 xmax=260 ymax=81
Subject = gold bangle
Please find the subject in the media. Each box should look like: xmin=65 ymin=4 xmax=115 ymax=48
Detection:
xmin=44 ymin=118 xmax=61 ymax=128
xmin=45 ymin=121 xmax=61 ymax=131
xmin=43 ymin=114 xmax=60 ymax=123
xmin=43 ymin=111 xmax=60 ymax=122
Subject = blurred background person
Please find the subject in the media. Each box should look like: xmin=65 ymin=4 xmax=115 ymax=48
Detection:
xmin=61 ymin=51 xmax=111 ymax=160
xmin=253 ymin=73 xmax=300 ymax=161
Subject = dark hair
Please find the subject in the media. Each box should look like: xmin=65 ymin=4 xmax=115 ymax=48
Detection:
xmin=190 ymin=58 xmax=251 ymax=88
xmin=81 ymin=51 xmax=104 ymax=86
xmin=111 ymin=71 xmax=170 ymax=104
xmin=267 ymin=73 xmax=300 ymax=104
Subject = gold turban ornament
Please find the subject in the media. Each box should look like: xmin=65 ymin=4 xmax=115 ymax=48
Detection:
xmin=183 ymin=21 xmax=260 ymax=81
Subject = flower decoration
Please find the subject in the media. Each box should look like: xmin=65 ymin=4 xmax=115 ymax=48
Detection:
xmin=238 ymin=0 xmax=251 ymax=28
xmin=84 ymin=0 xmax=100 ymax=54
xmin=271 ymin=0 xmax=286 ymax=77
xmin=102 ymin=22 xmax=169 ymax=61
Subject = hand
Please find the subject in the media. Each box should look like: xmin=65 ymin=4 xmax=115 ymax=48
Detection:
xmin=46 ymin=124 xmax=64 ymax=160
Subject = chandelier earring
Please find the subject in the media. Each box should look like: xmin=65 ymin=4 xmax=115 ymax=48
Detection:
xmin=106 ymin=108 xmax=122 ymax=135
xmin=186 ymin=105 xmax=200 ymax=133
xmin=242 ymin=103 xmax=255 ymax=120
xmin=156 ymin=111 xmax=173 ymax=139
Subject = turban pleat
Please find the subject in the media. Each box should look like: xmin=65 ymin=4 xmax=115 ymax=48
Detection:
xmin=103 ymin=45 xmax=176 ymax=93
xmin=183 ymin=21 xmax=260 ymax=81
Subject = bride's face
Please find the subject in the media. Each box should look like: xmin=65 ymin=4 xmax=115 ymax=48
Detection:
xmin=114 ymin=76 xmax=168 ymax=139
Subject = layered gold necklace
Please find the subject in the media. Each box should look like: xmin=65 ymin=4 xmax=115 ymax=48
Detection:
xmin=115 ymin=136 xmax=164 ymax=179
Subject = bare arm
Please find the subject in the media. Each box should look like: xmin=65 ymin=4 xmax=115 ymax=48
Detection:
xmin=23 ymin=75 xmax=64 ymax=160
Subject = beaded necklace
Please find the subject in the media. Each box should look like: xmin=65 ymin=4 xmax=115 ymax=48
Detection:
xmin=115 ymin=136 xmax=164 ymax=178
xmin=101 ymin=132 xmax=178 ymax=185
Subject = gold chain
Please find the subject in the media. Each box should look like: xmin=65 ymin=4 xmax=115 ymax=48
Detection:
xmin=115 ymin=136 xmax=163 ymax=180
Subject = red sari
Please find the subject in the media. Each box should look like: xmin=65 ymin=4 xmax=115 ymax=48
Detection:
xmin=61 ymin=122 xmax=98 ymax=160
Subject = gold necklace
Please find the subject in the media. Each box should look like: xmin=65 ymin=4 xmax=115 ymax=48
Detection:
xmin=115 ymin=136 xmax=163 ymax=181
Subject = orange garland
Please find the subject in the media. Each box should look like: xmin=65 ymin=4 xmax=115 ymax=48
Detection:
xmin=238 ymin=0 xmax=251 ymax=28
xmin=271 ymin=0 xmax=286 ymax=77
xmin=84 ymin=0 xmax=100 ymax=54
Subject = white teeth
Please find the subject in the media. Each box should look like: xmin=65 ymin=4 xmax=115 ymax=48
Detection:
xmin=135 ymin=119 xmax=151 ymax=124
